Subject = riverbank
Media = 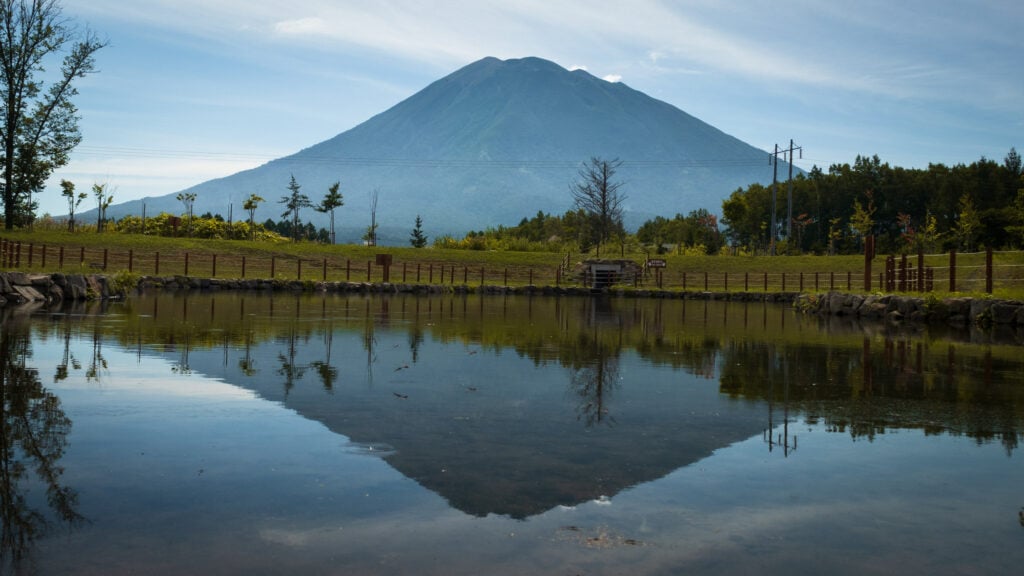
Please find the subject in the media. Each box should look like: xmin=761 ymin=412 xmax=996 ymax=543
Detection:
xmin=1 ymin=271 xmax=1022 ymax=329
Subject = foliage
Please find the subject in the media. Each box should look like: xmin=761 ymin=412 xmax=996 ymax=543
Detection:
xmin=409 ymin=215 xmax=428 ymax=248
xmin=0 ymin=0 xmax=106 ymax=229
xmin=112 ymin=211 xmax=285 ymax=241
xmin=279 ymin=174 xmax=312 ymax=242
xmin=60 ymin=179 xmax=86 ymax=232
xmin=92 ymin=183 xmax=113 ymax=232
xmin=952 ymin=193 xmax=980 ymax=251
xmin=315 ymin=181 xmax=343 ymax=244
xmin=721 ymin=151 xmax=1024 ymax=254
xmin=636 ymin=209 xmax=724 ymax=255
xmin=434 ymin=209 xmax=591 ymax=252
xmin=242 ymin=194 xmax=264 ymax=241
xmin=176 ymin=192 xmax=197 ymax=237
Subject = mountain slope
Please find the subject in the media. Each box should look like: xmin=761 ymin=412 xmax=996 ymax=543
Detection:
xmin=101 ymin=56 xmax=786 ymax=242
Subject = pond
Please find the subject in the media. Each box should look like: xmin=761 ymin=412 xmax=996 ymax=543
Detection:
xmin=2 ymin=292 xmax=1022 ymax=575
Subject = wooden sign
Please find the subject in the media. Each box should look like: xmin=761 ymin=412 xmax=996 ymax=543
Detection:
xmin=646 ymin=258 xmax=667 ymax=268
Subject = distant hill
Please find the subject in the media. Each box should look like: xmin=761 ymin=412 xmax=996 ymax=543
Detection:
xmin=95 ymin=56 xmax=791 ymax=244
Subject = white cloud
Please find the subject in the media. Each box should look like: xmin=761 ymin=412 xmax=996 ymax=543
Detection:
xmin=274 ymin=17 xmax=330 ymax=37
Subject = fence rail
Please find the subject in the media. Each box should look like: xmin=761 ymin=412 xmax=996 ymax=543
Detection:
xmin=1 ymin=238 xmax=1021 ymax=295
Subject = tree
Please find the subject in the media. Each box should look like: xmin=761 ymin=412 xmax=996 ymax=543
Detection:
xmin=1005 ymin=147 xmax=1021 ymax=177
xmin=176 ymin=192 xmax=196 ymax=237
xmin=952 ymin=192 xmax=980 ymax=250
xmin=315 ymin=181 xmax=344 ymax=244
xmin=92 ymin=182 xmax=111 ymax=232
xmin=363 ymin=188 xmax=379 ymax=246
xmin=570 ymin=157 xmax=625 ymax=256
xmin=279 ymin=174 xmax=311 ymax=242
xmin=848 ymin=190 xmax=875 ymax=242
xmin=59 ymin=178 xmax=84 ymax=232
xmin=1 ymin=0 xmax=106 ymax=229
xmin=242 ymin=193 xmax=263 ymax=241
xmin=409 ymin=214 xmax=427 ymax=248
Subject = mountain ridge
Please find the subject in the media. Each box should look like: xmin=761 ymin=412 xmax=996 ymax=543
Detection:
xmin=95 ymin=56 xmax=789 ymax=243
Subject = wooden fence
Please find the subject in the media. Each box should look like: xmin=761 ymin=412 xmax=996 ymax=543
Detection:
xmin=1 ymin=238 xmax=1022 ymax=294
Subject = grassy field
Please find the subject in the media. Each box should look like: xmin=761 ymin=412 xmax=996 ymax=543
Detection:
xmin=2 ymin=230 xmax=1023 ymax=298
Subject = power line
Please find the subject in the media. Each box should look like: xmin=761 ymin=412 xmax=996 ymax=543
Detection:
xmin=71 ymin=145 xmax=777 ymax=170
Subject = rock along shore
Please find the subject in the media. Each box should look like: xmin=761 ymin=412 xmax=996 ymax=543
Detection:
xmin=1 ymin=271 xmax=1022 ymax=329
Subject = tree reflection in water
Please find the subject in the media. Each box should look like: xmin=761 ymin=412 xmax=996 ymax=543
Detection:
xmin=0 ymin=315 xmax=84 ymax=571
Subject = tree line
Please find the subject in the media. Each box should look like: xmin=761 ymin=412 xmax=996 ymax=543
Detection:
xmin=720 ymin=151 xmax=1024 ymax=255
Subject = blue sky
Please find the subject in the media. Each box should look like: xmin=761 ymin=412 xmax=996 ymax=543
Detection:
xmin=40 ymin=0 xmax=1022 ymax=216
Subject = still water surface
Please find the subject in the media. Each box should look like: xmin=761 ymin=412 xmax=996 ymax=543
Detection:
xmin=2 ymin=293 xmax=1022 ymax=575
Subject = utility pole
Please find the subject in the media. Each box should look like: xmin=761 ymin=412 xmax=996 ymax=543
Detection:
xmin=768 ymin=140 xmax=802 ymax=255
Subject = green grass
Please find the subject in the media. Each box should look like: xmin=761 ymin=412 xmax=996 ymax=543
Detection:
xmin=2 ymin=230 xmax=1023 ymax=298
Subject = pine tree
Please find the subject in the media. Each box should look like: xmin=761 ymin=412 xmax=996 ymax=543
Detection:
xmin=410 ymin=215 xmax=428 ymax=248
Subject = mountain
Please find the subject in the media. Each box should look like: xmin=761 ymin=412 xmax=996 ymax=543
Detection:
xmin=98 ymin=56 xmax=788 ymax=243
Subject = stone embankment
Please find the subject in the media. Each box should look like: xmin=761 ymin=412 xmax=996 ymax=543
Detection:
xmin=795 ymin=291 xmax=1024 ymax=328
xmin=0 ymin=272 xmax=118 ymax=305
xmin=2 ymin=271 xmax=1022 ymax=328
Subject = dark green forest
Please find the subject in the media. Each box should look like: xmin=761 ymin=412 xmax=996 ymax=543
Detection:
xmin=717 ymin=150 xmax=1024 ymax=255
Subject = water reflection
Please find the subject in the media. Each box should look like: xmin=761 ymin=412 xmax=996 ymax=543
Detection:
xmin=3 ymin=293 xmax=1024 ymax=573
xmin=0 ymin=312 xmax=84 ymax=571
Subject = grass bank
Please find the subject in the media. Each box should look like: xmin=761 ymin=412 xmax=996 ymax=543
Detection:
xmin=2 ymin=230 xmax=1023 ymax=299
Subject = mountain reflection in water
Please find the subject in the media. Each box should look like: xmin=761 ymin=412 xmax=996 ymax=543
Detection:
xmin=2 ymin=292 xmax=1023 ymax=574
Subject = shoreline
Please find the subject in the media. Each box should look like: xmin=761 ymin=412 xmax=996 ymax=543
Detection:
xmin=2 ymin=271 xmax=1022 ymax=331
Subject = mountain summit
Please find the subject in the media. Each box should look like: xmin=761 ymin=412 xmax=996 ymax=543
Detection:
xmin=107 ymin=57 xmax=782 ymax=241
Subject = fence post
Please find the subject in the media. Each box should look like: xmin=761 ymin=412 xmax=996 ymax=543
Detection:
xmin=429 ymin=264 xmax=433 ymax=284
xmin=682 ymin=272 xmax=687 ymax=291
xmin=367 ymin=261 xmax=372 ymax=282
xmin=529 ymin=268 xmax=533 ymax=285
xmin=763 ymin=272 xmax=768 ymax=292
xmin=402 ymin=262 xmax=407 ymax=283
xmin=504 ymin=267 xmax=508 ymax=286
xmin=346 ymin=259 xmax=350 ymax=281
xmin=464 ymin=265 xmax=468 ymax=284
xmin=781 ymin=272 xmax=786 ymax=292
xmin=704 ymin=271 xmax=708 ymax=291
xmin=271 ymin=256 xmax=275 ymax=278
xmin=59 ymin=246 xmax=64 ymax=270
xmin=864 ymin=235 xmax=873 ymax=292
xmin=155 ymin=252 xmax=160 ymax=275
xmin=724 ymin=272 xmax=728 ymax=292
xmin=744 ymin=272 xmax=749 ymax=292
xmin=212 ymin=254 xmax=217 ymax=277
xmin=298 ymin=259 xmax=302 ymax=280
xmin=242 ymin=256 xmax=246 ymax=278
xmin=103 ymin=248 xmax=108 ymax=271
xmin=985 ymin=247 xmax=993 ymax=294
xmin=949 ymin=249 xmax=956 ymax=292
xmin=917 ymin=247 xmax=925 ymax=292
xmin=128 ymin=249 xmax=133 ymax=273
xmin=799 ymin=272 xmax=803 ymax=292
xmin=324 ymin=258 xmax=328 ymax=282
xmin=830 ymin=271 xmax=835 ymax=291
xmin=417 ymin=263 xmax=422 ymax=283
xmin=184 ymin=252 xmax=189 ymax=276
xmin=480 ymin=267 xmax=484 ymax=286
xmin=80 ymin=246 xmax=85 ymax=266
xmin=27 ymin=244 xmax=33 ymax=267
xmin=847 ymin=271 xmax=851 ymax=291
xmin=41 ymin=245 xmax=46 ymax=269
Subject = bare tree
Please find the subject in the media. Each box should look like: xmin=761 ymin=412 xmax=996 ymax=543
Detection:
xmin=363 ymin=188 xmax=379 ymax=246
xmin=571 ymin=157 xmax=626 ymax=256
